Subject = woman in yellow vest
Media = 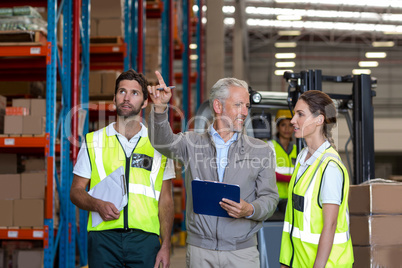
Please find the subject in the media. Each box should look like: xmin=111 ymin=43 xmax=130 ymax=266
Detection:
xmin=268 ymin=110 xmax=297 ymax=202
xmin=279 ymin=90 xmax=353 ymax=267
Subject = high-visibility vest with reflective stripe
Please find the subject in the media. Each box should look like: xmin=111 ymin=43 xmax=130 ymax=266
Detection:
xmin=280 ymin=146 xmax=354 ymax=268
xmin=85 ymin=127 xmax=167 ymax=235
xmin=271 ymin=140 xmax=297 ymax=199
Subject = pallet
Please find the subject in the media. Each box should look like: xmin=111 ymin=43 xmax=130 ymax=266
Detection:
xmin=0 ymin=30 xmax=47 ymax=46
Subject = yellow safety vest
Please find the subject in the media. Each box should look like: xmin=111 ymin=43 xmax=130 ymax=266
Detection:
xmin=271 ymin=140 xmax=297 ymax=199
xmin=85 ymin=127 xmax=167 ymax=235
xmin=279 ymin=146 xmax=353 ymax=267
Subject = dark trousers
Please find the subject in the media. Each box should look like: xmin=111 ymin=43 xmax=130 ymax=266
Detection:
xmin=88 ymin=229 xmax=160 ymax=268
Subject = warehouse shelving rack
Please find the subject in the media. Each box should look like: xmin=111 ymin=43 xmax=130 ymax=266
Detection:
xmin=0 ymin=0 xmax=90 ymax=267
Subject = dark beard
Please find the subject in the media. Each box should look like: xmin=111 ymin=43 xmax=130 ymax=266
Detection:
xmin=116 ymin=103 xmax=143 ymax=119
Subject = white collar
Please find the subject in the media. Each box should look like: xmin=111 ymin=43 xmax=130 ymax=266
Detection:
xmin=105 ymin=122 xmax=148 ymax=138
xmin=300 ymin=140 xmax=331 ymax=166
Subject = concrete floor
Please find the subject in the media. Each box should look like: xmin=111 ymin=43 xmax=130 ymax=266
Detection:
xmin=170 ymin=246 xmax=186 ymax=268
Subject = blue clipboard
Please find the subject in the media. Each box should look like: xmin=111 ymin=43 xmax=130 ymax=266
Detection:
xmin=192 ymin=180 xmax=240 ymax=218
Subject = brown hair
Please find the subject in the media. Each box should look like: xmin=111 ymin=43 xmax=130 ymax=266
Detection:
xmin=299 ymin=90 xmax=337 ymax=148
xmin=115 ymin=69 xmax=149 ymax=101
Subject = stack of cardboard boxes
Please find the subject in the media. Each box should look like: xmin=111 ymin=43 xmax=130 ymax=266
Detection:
xmin=0 ymin=171 xmax=46 ymax=228
xmin=4 ymin=98 xmax=46 ymax=135
xmin=349 ymin=182 xmax=402 ymax=267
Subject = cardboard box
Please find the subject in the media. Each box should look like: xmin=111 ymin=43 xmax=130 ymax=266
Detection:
xmin=101 ymin=71 xmax=120 ymax=95
xmin=98 ymin=18 xmax=122 ymax=36
xmin=5 ymin=107 xmax=29 ymax=116
xmin=0 ymin=200 xmax=13 ymax=227
xmin=389 ymin=175 xmax=402 ymax=181
xmin=0 ymin=154 xmax=17 ymax=174
xmin=4 ymin=115 xmax=23 ymax=134
xmin=30 ymin=99 xmax=46 ymax=116
xmin=21 ymin=172 xmax=46 ymax=199
xmin=12 ymin=249 xmax=43 ymax=268
xmin=22 ymin=116 xmax=44 ymax=135
xmin=89 ymin=71 xmax=102 ymax=95
xmin=349 ymin=183 xmax=402 ymax=215
xmin=350 ymin=215 xmax=402 ymax=246
xmin=353 ymin=245 xmax=402 ymax=268
xmin=13 ymin=199 xmax=43 ymax=227
xmin=0 ymin=174 xmax=20 ymax=200
xmin=0 ymin=95 xmax=6 ymax=110
xmin=24 ymin=158 xmax=45 ymax=172
xmin=91 ymin=0 xmax=121 ymax=19
xmin=12 ymin=99 xmax=30 ymax=111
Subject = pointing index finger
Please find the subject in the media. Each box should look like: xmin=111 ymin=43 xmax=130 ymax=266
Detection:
xmin=155 ymin=71 xmax=166 ymax=88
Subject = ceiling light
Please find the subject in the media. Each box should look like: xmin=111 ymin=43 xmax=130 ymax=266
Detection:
xmin=372 ymin=41 xmax=395 ymax=47
xmin=365 ymin=52 xmax=387 ymax=58
xmin=352 ymin=69 xmax=372 ymax=75
xmin=275 ymin=42 xmax=297 ymax=48
xmin=278 ymin=30 xmax=301 ymax=36
xmin=358 ymin=61 xmax=379 ymax=67
xmin=189 ymin=44 xmax=197 ymax=49
xmin=275 ymin=53 xmax=296 ymax=59
xmin=193 ymin=5 xmax=199 ymax=12
xmin=384 ymin=31 xmax=402 ymax=35
xmin=275 ymin=70 xmax=293 ymax=76
xmin=245 ymin=19 xmax=402 ymax=34
xmin=190 ymin=55 xmax=198 ymax=60
xmin=275 ymin=62 xmax=296 ymax=68
xmin=277 ymin=15 xmax=302 ymax=21
xmin=224 ymin=18 xmax=235 ymax=25
xmin=222 ymin=6 xmax=235 ymax=14
xmin=274 ymin=0 xmax=402 ymax=9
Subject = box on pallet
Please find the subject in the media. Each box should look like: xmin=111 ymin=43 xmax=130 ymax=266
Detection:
xmin=0 ymin=200 xmax=13 ymax=227
xmin=0 ymin=174 xmax=21 ymax=200
xmin=350 ymin=215 xmax=402 ymax=246
xmin=353 ymin=245 xmax=402 ymax=268
xmin=4 ymin=115 xmax=23 ymax=134
xmin=349 ymin=182 xmax=402 ymax=214
xmin=13 ymin=199 xmax=44 ymax=227
xmin=21 ymin=172 xmax=45 ymax=199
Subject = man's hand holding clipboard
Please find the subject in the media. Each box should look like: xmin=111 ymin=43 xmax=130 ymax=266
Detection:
xmin=192 ymin=180 xmax=254 ymax=218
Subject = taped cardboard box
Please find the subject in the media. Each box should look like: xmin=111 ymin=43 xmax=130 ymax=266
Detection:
xmin=24 ymin=157 xmax=45 ymax=172
xmin=30 ymin=99 xmax=46 ymax=117
xmin=0 ymin=200 xmax=13 ymax=227
xmin=4 ymin=115 xmax=23 ymax=134
xmin=353 ymin=245 xmax=402 ymax=268
xmin=21 ymin=172 xmax=45 ymax=199
xmin=13 ymin=199 xmax=43 ymax=227
xmin=350 ymin=215 xmax=402 ymax=246
xmin=349 ymin=182 xmax=402 ymax=215
xmin=0 ymin=174 xmax=20 ymax=200
xmin=22 ymin=116 xmax=44 ymax=135
xmin=12 ymin=249 xmax=43 ymax=268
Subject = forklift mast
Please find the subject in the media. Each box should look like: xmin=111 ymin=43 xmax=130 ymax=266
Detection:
xmin=283 ymin=70 xmax=376 ymax=184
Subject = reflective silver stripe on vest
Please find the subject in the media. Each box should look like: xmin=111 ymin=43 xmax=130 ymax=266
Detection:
xmin=276 ymin=166 xmax=294 ymax=175
xmin=128 ymin=150 xmax=163 ymax=201
xmin=283 ymin=222 xmax=349 ymax=244
xmin=92 ymin=129 xmax=107 ymax=180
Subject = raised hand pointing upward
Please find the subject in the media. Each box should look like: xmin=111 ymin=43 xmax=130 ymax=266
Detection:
xmin=147 ymin=71 xmax=173 ymax=112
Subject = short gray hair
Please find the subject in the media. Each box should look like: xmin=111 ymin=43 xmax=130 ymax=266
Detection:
xmin=208 ymin=77 xmax=249 ymax=113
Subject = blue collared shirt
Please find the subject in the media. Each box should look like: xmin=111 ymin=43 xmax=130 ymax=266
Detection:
xmin=209 ymin=126 xmax=238 ymax=182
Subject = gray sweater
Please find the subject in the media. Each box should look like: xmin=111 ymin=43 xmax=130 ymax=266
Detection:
xmin=148 ymin=109 xmax=279 ymax=251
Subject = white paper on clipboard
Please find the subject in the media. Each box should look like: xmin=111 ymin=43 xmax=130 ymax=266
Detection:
xmin=88 ymin=166 xmax=127 ymax=227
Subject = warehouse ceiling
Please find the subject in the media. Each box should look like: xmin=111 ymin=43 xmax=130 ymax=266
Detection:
xmin=223 ymin=0 xmax=402 ymax=50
